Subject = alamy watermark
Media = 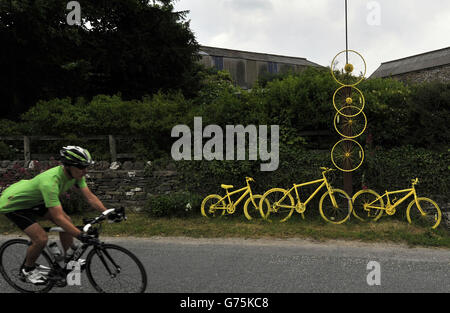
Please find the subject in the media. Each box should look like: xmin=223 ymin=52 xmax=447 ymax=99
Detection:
xmin=67 ymin=1 xmax=81 ymax=26
xmin=66 ymin=261 xmax=82 ymax=286
xmin=171 ymin=117 xmax=279 ymax=171
xmin=366 ymin=261 xmax=381 ymax=286
xmin=366 ymin=1 xmax=381 ymax=26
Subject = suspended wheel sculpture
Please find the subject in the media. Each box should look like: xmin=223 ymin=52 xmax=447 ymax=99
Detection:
xmin=330 ymin=50 xmax=367 ymax=173
xmin=330 ymin=1 xmax=368 ymax=177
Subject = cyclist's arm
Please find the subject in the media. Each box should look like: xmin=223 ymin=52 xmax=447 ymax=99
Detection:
xmin=78 ymin=186 xmax=107 ymax=213
xmin=48 ymin=205 xmax=82 ymax=237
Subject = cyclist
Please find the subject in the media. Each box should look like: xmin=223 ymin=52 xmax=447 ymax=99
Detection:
xmin=0 ymin=146 xmax=119 ymax=285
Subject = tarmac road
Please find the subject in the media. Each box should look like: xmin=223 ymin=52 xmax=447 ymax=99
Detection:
xmin=0 ymin=235 xmax=448 ymax=293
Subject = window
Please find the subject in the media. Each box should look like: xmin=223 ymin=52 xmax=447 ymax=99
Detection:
xmin=268 ymin=62 xmax=278 ymax=74
xmin=213 ymin=56 xmax=224 ymax=71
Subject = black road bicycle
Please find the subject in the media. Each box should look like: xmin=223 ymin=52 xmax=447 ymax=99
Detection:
xmin=0 ymin=207 xmax=147 ymax=293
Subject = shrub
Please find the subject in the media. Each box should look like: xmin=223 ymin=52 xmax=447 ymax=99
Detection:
xmin=145 ymin=191 xmax=203 ymax=217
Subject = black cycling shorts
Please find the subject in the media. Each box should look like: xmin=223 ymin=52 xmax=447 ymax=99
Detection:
xmin=4 ymin=204 xmax=48 ymax=231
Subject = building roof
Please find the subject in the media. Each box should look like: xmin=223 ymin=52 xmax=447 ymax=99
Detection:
xmin=370 ymin=46 xmax=450 ymax=78
xmin=200 ymin=45 xmax=322 ymax=67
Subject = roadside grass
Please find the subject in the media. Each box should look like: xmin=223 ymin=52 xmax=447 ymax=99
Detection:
xmin=0 ymin=213 xmax=449 ymax=248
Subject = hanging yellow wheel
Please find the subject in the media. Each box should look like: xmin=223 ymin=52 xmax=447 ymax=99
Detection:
xmin=331 ymin=139 xmax=364 ymax=172
xmin=334 ymin=106 xmax=367 ymax=139
xmin=333 ymin=86 xmax=365 ymax=117
xmin=331 ymin=50 xmax=366 ymax=86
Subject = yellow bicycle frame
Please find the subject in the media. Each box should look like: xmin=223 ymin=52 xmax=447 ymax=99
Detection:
xmin=276 ymin=171 xmax=337 ymax=210
xmin=214 ymin=178 xmax=255 ymax=211
xmin=365 ymin=185 xmax=418 ymax=212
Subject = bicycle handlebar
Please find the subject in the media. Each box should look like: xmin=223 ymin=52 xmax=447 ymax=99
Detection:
xmin=320 ymin=167 xmax=335 ymax=173
xmin=411 ymin=178 xmax=419 ymax=185
xmin=245 ymin=177 xmax=255 ymax=182
xmin=82 ymin=207 xmax=126 ymax=233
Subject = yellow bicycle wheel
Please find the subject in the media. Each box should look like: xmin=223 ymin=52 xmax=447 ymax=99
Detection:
xmin=406 ymin=197 xmax=442 ymax=229
xmin=259 ymin=188 xmax=295 ymax=223
xmin=351 ymin=189 xmax=384 ymax=222
xmin=331 ymin=139 xmax=364 ymax=172
xmin=200 ymin=194 xmax=226 ymax=218
xmin=331 ymin=50 xmax=366 ymax=86
xmin=243 ymin=195 xmax=268 ymax=221
xmin=333 ymin=86 xmax=365 ymax=117
xmin=319 ymin=188 xmax=352 ymax=224
xmin=334 ymin=106 xmax=367 ymax=139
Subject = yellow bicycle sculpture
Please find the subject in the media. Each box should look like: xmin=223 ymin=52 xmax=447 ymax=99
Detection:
xmin=352 ymin=178 xmax=442 ymax=229
xmin=200 ymin=177 xmax=269 ymax=220
xmin=259 ymin=167 xmax=353 ymax=224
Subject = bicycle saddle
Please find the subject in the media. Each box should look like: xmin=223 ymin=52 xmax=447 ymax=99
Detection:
xmin=221 ymin=184 xmax=234 ymax=189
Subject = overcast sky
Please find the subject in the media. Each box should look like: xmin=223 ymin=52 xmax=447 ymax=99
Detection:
xmin=173 ymin=0 xmax=450 ymax=76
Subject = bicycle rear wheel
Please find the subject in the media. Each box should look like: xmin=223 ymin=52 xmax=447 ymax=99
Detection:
xmin=260 ymin=188 xmax=295 ymax=222
xmin=352 ymin=189 xmax=384 ymax=222
xmin=86 ymin=244 xmax=147 ymax=293
xmin=201 ymin=194 xmax=226 ymax=218
xmin=0 ymin=239 xmax=55 ymax=293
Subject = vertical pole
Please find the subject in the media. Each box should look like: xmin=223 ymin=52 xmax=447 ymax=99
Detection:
xmin=345 ymin=0 xmax=349 ymax=64
xmin=343 ymin=0 xmax=352 ymax=196
xmin=109 ymin=135 xmax=117 ymax=163
xmin=24 ymin=136 xmax=30 ymax=166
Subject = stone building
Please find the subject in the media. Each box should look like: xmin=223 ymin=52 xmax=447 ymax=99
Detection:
xmin=370 ymin=46 xmax=450 ymax=83
xmin=199 ymin=46 xmax=322 ymax=89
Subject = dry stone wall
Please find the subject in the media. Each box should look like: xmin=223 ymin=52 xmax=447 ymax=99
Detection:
xmin=393 ymin=64 xmax=450 ymax=83
xmin=0 ymin=160 xmax=181 ymax=212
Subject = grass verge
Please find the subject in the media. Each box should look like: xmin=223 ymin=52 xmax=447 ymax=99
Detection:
xmin=0 ymin=212 xmax=449 ymax=248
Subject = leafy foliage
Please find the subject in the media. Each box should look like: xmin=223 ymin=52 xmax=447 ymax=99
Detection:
xmin=145 ymin=191 xmax=202 ymax=218
xmin=0 ymin=0 xmax=200 ymax=119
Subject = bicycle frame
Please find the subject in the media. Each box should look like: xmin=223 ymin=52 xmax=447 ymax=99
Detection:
xmin=276 ymin=171 xmax=335 ymax=210
xmin=216 ymin=181 xmax=254 ymax=211
xmin=366 ymin=186 xmax=417 ymax=212
xmin=40 ymin=227 xmax=95 ymax=277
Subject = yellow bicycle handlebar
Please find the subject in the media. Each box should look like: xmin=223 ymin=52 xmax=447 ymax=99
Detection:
xmin=411 ymin=178 xmax=419 ymax=185
xmin=246 ymin=177 xmax=255 ymax=182
xmin=320 ymin=167 xmax=335 ymax=173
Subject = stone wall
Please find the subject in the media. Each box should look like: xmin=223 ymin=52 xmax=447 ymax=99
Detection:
xmin=0 ymin=160 xmax=181 ymax=212
xmin=393 ymin=64 xmax=450 ymax=83
xmin=1 ymin=160 xmax=449 ymax=228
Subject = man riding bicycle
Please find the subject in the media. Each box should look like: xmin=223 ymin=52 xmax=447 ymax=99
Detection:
xmin=0 ymin=146 xmax=120 ymax=285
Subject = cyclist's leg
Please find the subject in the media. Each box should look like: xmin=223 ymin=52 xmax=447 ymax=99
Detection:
xmin=4 ymin=209 xmax=48 ymax=268
xmin=23 ymin=224 xmax=48 ymax=268
xmin=43 ymin=209 xmax=74 ymax=252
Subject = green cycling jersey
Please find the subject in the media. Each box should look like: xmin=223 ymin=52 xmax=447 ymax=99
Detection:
xmin=0 ymin=165 xmax=87 ymax=213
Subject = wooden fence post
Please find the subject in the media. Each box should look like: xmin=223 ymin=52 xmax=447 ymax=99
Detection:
xmin=109 ymin=135 xmax=117 ymax=162
xmin=24 ymin=136 xmax=31 ymax=165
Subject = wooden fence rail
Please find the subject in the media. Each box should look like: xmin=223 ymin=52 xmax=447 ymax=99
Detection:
xmin=0 ymin=130 xmax=333 ymax=163
xmin=0 ymin=135 xmax=135 ymax=163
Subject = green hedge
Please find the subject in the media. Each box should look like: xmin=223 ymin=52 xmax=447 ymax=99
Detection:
xmin=143 ymin=144 xmax=449 ymax=217
xmin=1 ymin=67 xmax=449 ymax=158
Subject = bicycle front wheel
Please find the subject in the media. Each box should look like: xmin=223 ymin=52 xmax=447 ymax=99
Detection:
xmin=406 ymin=198 xmax=442 ymax=229
xmin=86 ymin=244 xmax=147 ymax=293
xmin=260 ymin=188 xmax=295 ymax=222
xmin=243 ymin=195 xmax=268 ymax=220
xmin=0 ymin=239 xmax=55 ymax=293
xmin=319 ymin=189 xmax=352 ymax=224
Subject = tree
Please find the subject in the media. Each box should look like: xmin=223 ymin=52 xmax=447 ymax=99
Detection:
xmin=0 ymin=0 xmax=200 ymax=119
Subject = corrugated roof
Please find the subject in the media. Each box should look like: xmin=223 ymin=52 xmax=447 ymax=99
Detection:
xmin=370 ymin=46 xmax=450 ymax=78
xmin=200 ymin=45 xmax=322 ymax=67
